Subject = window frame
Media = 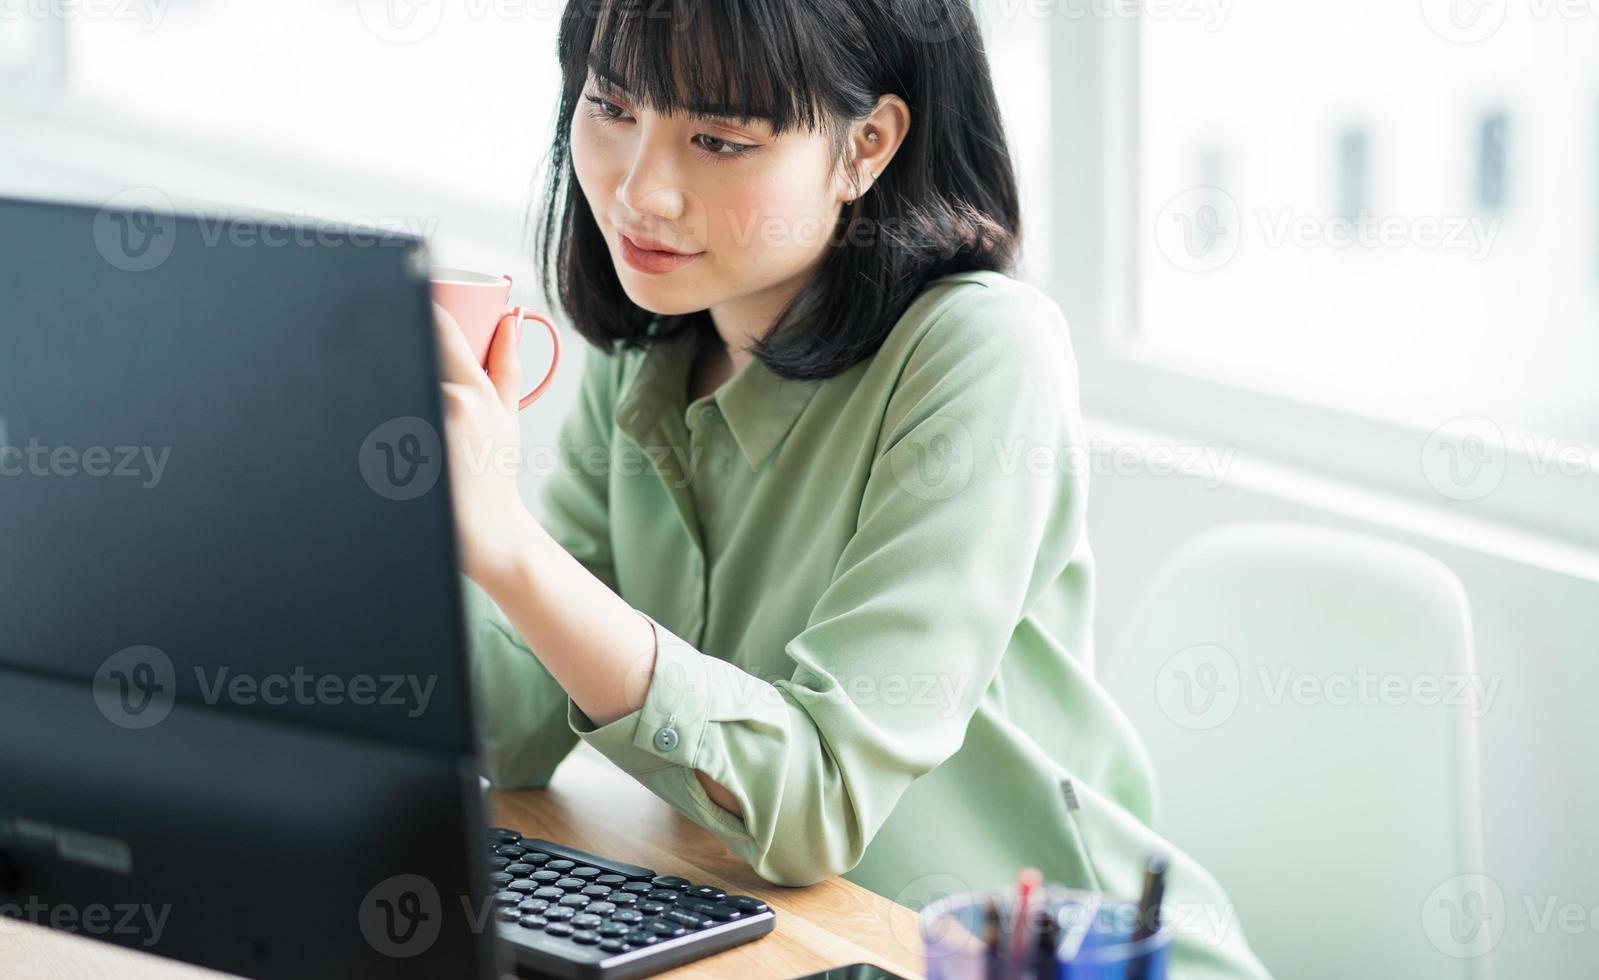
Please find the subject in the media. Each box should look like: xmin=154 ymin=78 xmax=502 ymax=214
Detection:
xmin=1047 ymin=11 xmax=1599 ymax=552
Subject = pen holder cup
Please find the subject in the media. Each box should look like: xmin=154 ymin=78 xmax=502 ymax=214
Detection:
xmin=919 ymin=887 xmax=1175 ymax=980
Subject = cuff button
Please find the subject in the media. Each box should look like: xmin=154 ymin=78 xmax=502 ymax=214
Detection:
xmin=652 ymin=727 xmax=680 ymax=752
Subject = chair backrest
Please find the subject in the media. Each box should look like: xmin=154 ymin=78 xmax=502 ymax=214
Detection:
xmin=1102 ymin=522 xmax=1493 ymax=979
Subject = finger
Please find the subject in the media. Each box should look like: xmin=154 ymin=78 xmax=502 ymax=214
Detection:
xmin=485 ymin=314 xmax=523 ymax=415
xmin=431 ymin=302 xmax=486 ymax=388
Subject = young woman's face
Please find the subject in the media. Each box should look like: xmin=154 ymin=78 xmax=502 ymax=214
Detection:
xmin=569 ymin=69 xmax=851 ymax=320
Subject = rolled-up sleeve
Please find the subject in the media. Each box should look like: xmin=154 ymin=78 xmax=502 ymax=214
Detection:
xmin=471 ymin=342 xmax=621 ymax=788
xmin=569 ymin=286 xmax=1088 ymax=885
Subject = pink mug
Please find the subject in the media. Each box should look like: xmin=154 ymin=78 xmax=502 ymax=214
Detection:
xmin=429 ymin=268 xmax=562 ymax=410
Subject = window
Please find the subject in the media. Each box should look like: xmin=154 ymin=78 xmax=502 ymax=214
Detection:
xmin=1051 ymin=2 xmax=1599 ymax=546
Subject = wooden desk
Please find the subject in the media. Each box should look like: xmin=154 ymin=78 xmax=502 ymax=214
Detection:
xmin=0 ymin=745 xmax=925 ymax=979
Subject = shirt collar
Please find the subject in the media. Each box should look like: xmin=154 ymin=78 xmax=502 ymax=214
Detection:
xmin=613 ymin=312 xmax=821 ymax=472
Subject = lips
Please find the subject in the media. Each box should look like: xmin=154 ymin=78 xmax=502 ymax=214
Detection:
xmin=619 ymin=232 xmax=704 ymax=275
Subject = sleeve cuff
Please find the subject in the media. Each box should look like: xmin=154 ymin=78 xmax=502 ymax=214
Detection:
xmin=567 ymin=611 xmax=714 ymax=775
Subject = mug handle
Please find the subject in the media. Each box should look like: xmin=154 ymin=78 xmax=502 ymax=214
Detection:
xmin=502 ymin=307 xmax=562 ymax=410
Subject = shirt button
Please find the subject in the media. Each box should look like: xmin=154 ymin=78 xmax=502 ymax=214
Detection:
xmin=653 ymin=727 xmax=679 ymax=752
xmin=701 ymin=406 xmax=719 ymax=424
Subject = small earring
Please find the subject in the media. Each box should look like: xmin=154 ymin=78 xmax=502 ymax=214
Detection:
xmin=866 ymin=131 xmax=880 ymax=143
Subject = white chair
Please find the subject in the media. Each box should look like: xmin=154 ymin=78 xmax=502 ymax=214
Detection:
xmin=1101 ymin=523 xmax=1492 ymax=980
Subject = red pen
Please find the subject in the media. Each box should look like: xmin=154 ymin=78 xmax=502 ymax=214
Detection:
xmin=1009 ymin=867 xmax=1042 ymax=978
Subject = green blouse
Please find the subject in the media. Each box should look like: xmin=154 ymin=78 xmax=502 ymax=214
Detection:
xmin=465 ymin=270 xmax=1270 ymax=978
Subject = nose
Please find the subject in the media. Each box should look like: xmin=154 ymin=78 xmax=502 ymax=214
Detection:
xmin=614 ymin=124 xmax=690 ymax=223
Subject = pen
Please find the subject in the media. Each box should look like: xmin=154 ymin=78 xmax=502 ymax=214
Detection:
xmin=1032 ymin=906 xmax=1059 ymax=980
xmin=1009 ymin=867 xmax=1041 ymax=979
xmin=982 ymin=895 xmax=1004 ymax=980
xmin=1126 ymin=851 xmax=1168 ymax=980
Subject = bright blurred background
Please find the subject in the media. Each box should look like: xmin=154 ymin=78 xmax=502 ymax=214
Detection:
xmin=3 ymin=2 xmax=1596 ymax=976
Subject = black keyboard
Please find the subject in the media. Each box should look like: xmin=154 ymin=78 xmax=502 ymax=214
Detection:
xmin=486 ymin=828 xmax=776 ymax=979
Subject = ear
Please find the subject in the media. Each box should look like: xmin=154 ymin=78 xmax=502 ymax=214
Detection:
xmin=836 ymin=95 xmax=911 ymax=205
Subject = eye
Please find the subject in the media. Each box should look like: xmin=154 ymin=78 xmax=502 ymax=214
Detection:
xmin=583 ymin=93 xmax=631 ymax=123
xmin=693 ymin=133 xmax=757 ymax=158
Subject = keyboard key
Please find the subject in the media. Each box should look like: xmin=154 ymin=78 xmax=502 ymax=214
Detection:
xmin=508 ymin=880 xmax=541 ymax=894
xmin=647 ymin=890 xmax=681 ymax=903
xmin=522 ymin=852 xmax=551 ymax=866
xmin=581 ymin=884 xmax=612 ymax=898
xmin=533 ymin=887 xmax=563 ymax=900
xmin=558 ymin=894 xmax=590 ymax=908
xmin=489 ymin=856 xmax=511 ymax=870
xmin=571 ymin=913 xmax=603 ymax=929
xmin=517 ymin=898 xmax=550 ymax=914
xmin=545 ymin=922 xmax=574 ymax=938
xmin=697 ymin=902 xmax=741 ymax=921
xmin=587 ymin=901 xmax=617 ymax=916
xmin=597 ymin=874 xmax=628 ymax=887
xmin=493 ymin=891 xmax=522 ymax=906
xmin=599 ymin=938 xmax=627 ymax=952
xmin=639 ymin=901 xmax=668 ymax=915
xmin=546 ymin=860 xmax=576 ymax=872
xmin=489 ymin=872 xmax=513 ymax=887
xmin=597 ymin=922 xmax=629 ymax=938
xmin=555 ymin=877 xmax=586 ymax=891
xmin=531 ymin=870 xmax=560 ymax=884
xmin=571 ymin=930 xmax=600 ymax=945
xmin=651 ymin=875 xmax=690 ymax=889
xmin=724 ymin=895 xmax=769 ymax=914
xmin=505 ymin=863 xmax=536 ymax=876
xmin=621 ymin=881 xmax=653 ymax=894
xmin=494 ymin=845 xmax=526 ymax=859
xmin=495 ymin=907 xmax=520 ymax=923
xmin=645 ymin=919 xmax=686 ymax=937
xmin=488 ymin=827 xmax=520 ymax=842
xmin=545 ymin=906 xmax=576 ymax=922
xmin=624 ymin=931 xmax=658 ymax=946
xmin=610 ymin=893 xmax=639 ymax=907
xmin=571 ymin=866 xmax=602 ymax=879
xmin=687 ymin=885 xmax=727 ymax=902
xmin=665 ymin=909 xmax=710 ymax=929
xmin=613 ymin=910 xmax=644 ymax=924
xmin=518 ymin=914 xmax=548 ymax=930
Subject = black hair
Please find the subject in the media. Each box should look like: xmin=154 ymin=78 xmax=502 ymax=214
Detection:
xmin=532 ymin=0 xmax=1021 ymax=381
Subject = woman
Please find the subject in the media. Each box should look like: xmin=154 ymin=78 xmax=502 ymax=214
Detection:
xmin=434 ymin=0 xmax=1270 ymax=975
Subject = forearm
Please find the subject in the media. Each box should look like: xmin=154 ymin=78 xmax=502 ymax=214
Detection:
xmin=473 ymin=512 xmax=746 ymax=816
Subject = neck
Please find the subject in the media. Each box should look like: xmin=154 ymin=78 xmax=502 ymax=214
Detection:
xmin=704 ymin=264 xmax=815 ymax=375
